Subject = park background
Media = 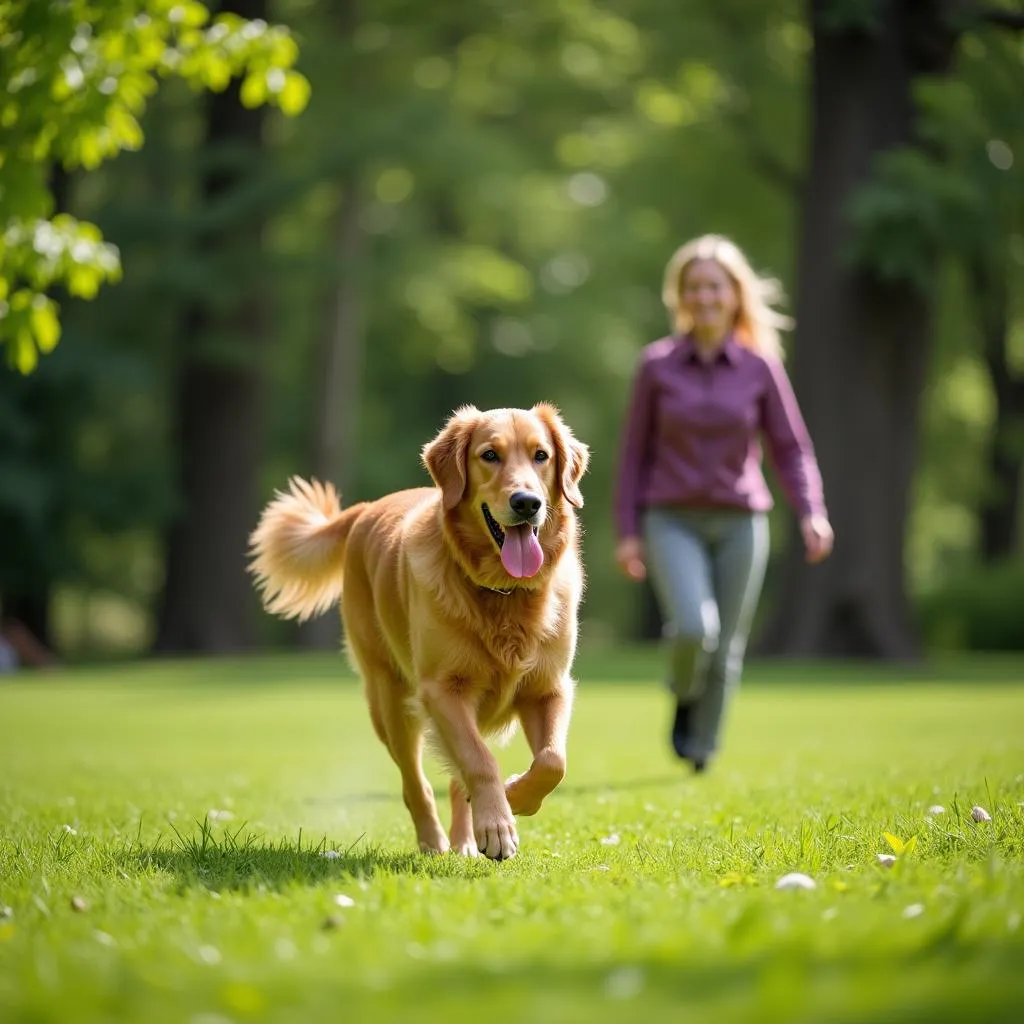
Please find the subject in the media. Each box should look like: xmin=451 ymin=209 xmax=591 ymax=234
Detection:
xmin=3 ymin=0 xmax=1023 ymax=668
xmin=2 ymin=6 xmax=1024 ymax=1023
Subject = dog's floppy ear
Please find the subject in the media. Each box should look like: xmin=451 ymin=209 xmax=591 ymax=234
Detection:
xmin=533 ymin=402 xmax=590 ymax=509
xmin=422 ymin=405 xmax=481 ymax=511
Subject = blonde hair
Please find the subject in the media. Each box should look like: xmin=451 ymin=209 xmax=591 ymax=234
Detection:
xmin=661 ymin=234 xmax=793 ymax=361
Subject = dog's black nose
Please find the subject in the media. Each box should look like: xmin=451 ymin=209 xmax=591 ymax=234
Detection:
xmin=509 ymin=491 xmax=543 ymax=519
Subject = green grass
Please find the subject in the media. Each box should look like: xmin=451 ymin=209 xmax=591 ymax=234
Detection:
xmin=1 ymin=651 xmax=1023 ymax=1023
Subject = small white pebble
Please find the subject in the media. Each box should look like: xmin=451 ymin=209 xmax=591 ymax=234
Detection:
xmin=877 ymin=854 xmax=897 ymax=868
xmin=971 ymin=805 xmax=991 ymax=822
xmin=0 ymin=906 xmax=12 ymax=920
xmin=775 ymin=872 xmax=816 ymax=890
xmin=333 ymin=893 xmax=355 ymax=908
xmin=70 ymin=896 xmax=89 ymax=912
xmin=928 ymin=805 xmax=946 ymax=815
xmin=321 ymin=850 xmax=341 ymax=860
xmin=902 ymin=903 xmax=925 ymax=919
xmin=600 ymin=833 xmax=621 ymax=846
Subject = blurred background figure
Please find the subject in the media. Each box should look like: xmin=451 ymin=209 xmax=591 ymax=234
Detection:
xmin=1 ymin=1 xmax=1022 ymax=665
xmin=0 ymin=614 xmax=58 ymax=674
xmin=614 ymin=235 xmax=832 ymax=772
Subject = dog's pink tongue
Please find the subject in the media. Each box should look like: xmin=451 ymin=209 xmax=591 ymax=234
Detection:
xmin=500 ymin=524 xmax=544 ymax=578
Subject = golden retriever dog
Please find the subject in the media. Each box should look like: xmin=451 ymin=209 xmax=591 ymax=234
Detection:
xmin=248 ymin=404 xmax=589 ymax=860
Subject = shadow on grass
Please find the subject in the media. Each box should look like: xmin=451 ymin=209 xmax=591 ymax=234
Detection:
xmin=122 ymin=771 xmax=686 ymax=893
xmin=558 ymin=772 xmax=686 ymax=796
xmin=123 ymin=816 xmax=496 ymax=893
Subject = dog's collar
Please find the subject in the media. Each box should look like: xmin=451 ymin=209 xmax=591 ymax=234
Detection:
xmin=480 ymin=584 xmax=514 ymax=596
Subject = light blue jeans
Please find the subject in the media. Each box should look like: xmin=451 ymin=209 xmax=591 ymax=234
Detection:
xmin=642 ymin=507 xmax=770 ymax=762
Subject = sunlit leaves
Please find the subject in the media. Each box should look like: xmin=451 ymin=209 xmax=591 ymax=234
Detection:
xmin=846 ymin=148 xmax=986 ymax=294
xmin=846 ymin=30 xmax=1024 ymax=292
xmin=0 ymin=0 xmax=311 ymax=372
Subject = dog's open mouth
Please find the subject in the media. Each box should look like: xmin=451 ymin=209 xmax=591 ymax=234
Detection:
xmin=482 ymin=504 xmax=543 ymax=579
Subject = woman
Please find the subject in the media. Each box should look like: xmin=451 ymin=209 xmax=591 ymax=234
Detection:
xmin=614 ymin=234 xmax=833 ymax=773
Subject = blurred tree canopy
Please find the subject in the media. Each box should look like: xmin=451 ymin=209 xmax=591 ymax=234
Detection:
xmin=1 ymin=0 xmax=1021 ymax=659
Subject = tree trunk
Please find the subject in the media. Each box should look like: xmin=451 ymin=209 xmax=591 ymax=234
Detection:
xmin=153 ymin=0 xmax=268 ymax=655
xmin=296 ymin=184 xmax=366 ymax=651
xmin=973 ymin=256 xmax=1023 ymax=562
xmin=758 ymin=0 xmax=958 ymax=658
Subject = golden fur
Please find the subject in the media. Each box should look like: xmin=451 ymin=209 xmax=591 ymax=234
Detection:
xmin=249 ymin=403 xmax=590 ymax=860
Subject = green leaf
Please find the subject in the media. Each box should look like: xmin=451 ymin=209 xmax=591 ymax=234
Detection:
xmin=107 ymin=108 xmax=145 ymax=152
xmin=175 ymin=1 xmax=211 ymax=29
xmin=14 ymin=329 xmax=37 ymax=374
xmin=883 ymin=832 xmax=905 ymax=855
xmin=278 ymin=72 xmax=311 ymax=117
xmin=67 ymin=265 xmax=102 ymax=300
xmin=902 ymin=835 xmax=918 ymax=856
xmin=239 ymin=73 xmax=267 ymax=109
xmin=30 ymin=300 xmax=61 ymax=354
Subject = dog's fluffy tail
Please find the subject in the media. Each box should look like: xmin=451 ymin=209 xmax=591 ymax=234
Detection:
xmin=248 ymin=476 xmax=360 ymax=622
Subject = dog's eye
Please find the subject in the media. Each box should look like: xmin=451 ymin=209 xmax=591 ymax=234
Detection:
xmin=534 ymin=450 xmax=550 ymax=463
xmin=481 ymin=450 xmax=500 ymax=463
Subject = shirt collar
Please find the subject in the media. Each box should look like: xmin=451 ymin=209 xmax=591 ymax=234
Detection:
xmin=677 ymin=333 xmax=740 ymax=366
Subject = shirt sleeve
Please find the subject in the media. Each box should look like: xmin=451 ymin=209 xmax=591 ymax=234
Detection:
xmin=760 ymin=357 xmax=827 ymax=520
xmin=614 ymin=354 xmax=657 ymax=539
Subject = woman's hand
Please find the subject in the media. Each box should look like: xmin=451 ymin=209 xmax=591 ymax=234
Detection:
xmin=800 ymin=514 xmax=834 ymax=564
xmin=615 ymin=536 xmax=647 ymax=581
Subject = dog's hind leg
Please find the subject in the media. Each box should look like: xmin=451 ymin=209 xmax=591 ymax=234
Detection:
xmin=367 ymin=670 xmax=449 ymax=855
xmin=447 ymin=777 xmax=478 ymax=857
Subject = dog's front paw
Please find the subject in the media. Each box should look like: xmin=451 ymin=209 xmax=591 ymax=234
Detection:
xmin=474 ymin=803 xmax=519 ymax=860
xmin=505 ymin=772 xmax=543 ymax=816
xmin=505 ymin=753 xmax=565 ymax=817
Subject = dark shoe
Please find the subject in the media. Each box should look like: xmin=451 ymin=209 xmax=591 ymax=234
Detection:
xmin=691 ymin=757 xmax=707 ymax=775
xmin=671 ymin=701 xmax=693 ymax=759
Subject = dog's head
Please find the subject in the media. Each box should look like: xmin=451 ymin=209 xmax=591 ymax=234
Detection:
xmin=422 ymin=403 xmax=589 ymax=582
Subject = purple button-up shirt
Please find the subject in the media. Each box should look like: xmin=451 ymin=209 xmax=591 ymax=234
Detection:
xmin=614 ymin=334 xmax=826 ymax=539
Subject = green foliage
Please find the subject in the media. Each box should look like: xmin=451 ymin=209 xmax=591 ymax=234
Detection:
xmin=845 ymin=29 xmax=1024 ymax=293
xmin=6 ymin=0 xmax=1021 ymax=652
xmin=917 ymin=558 xmax=1024 ymax=651
xmin=845 ymin=148 xmax=984 ymax=294
xmin=0 ymin=328 xmax=173 ymax=611
xmin=819 ymin=0 xmax=884 ymax=36
xmin=0 ymin=0 xmax=310 ymax=371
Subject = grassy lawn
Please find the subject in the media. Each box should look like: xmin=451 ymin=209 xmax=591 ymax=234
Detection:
xmin=1 ymin=650 xmax=1023 ymax=1022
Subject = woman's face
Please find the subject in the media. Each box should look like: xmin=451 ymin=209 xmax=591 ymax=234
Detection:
xmin=679 ymin=258 xmax=739 ymax=339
